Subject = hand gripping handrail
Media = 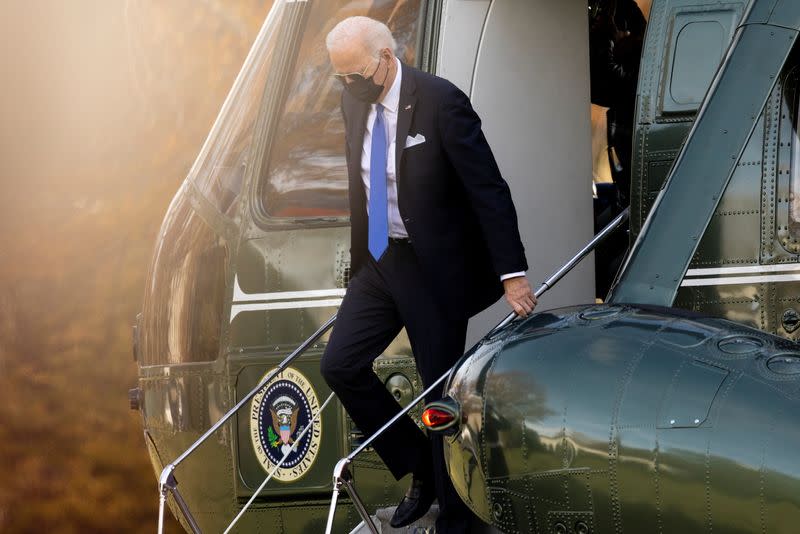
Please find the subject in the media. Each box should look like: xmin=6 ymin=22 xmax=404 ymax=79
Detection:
xmin=325 ymin=207 xmax=630 ymax=533
xmin=157 ymin=313 xmax=338 ymax=534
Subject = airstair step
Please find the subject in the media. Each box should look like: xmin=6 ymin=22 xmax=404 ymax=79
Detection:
xmin=349 ymin=505 xmax=439 ymax=533
xmin=348 ymin=504 xmax=503 ymax=533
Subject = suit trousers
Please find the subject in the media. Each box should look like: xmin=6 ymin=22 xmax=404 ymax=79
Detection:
xmin=321 ymin=240 xmax=472 ymax=532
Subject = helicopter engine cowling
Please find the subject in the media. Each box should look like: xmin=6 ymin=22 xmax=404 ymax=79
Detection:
xmin=440 ymin=304 xmax=800 ymax=533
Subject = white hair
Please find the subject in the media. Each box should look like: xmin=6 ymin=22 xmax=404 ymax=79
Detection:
xmin=326 ymin=16 xmax=397 ymax=56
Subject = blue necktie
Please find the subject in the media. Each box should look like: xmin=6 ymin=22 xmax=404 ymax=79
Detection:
xmin=368 ymin=104 xmax=389 ymax=260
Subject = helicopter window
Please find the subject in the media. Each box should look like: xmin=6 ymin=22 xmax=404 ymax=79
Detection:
xmin=141 ymin=192 xmax=228 ymax=365
xmin=660 ymin=10 xmax=739 ymax=115
xmin=187 ymin=5 xmax=282 ymax=217
xmin=259 ymin=0 xmax=423 ymax=219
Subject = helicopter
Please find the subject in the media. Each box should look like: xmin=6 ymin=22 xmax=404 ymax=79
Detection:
xmin=128 ymin=0 xmax=800 ymax=532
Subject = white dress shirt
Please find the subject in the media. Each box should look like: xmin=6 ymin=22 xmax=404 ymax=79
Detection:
xmin=360 ymin=58 xmax=524 ymax=282
xmin=361 ymin=57 xmax=408 ymax=238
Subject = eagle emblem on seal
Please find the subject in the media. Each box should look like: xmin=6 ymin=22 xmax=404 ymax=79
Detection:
xmin=250 ymin=367 xmax=322 ymax=482
xmin=269 ymin=395 xmax=299 ymax=456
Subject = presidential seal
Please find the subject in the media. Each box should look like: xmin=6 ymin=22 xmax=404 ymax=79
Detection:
xmin=249 ymin=367 xmax=322 ymax=482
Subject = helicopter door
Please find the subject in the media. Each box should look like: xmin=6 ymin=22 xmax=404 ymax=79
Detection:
xmin=448 ymin=0 xmax=596 ymax=343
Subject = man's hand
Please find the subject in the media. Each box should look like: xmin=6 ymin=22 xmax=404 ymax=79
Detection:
xmin=503 ymin=276 xmax=537 ymax=317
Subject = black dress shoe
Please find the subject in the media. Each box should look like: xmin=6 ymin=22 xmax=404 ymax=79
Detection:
xmin=389 ymin=474 xmax=437 ymax=528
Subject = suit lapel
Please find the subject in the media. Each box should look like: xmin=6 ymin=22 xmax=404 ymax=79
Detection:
xmin=343 ymin=96 xmax=369 ymax=200
xmin=349 ymin=100 xmax=368 ymax=171
xmin=395 ymin=63 xmax=417 ymax=180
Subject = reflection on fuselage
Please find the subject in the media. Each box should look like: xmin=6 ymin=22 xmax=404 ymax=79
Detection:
xmin=445 ymin=304 xmax=800 ymax=533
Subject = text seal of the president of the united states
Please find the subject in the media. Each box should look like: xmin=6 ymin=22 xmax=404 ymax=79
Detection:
xmin=250 ymin=367 xmax=322 ymax=482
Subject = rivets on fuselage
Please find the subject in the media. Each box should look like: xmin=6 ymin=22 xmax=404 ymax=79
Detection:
xmin=492 ymin=503 xmax=503 ymax=521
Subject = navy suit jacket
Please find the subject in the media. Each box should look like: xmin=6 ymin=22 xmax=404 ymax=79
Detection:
xmin=342 ymin=63 xmax=528 ymax=318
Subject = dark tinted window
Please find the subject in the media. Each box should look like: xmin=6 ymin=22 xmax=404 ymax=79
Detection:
xmin=141 ymin=190 xmax=228 ymax=365
xmin=261 ymin=0 xmax=423 ymax=218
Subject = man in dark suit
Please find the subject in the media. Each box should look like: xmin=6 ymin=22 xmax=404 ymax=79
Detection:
xmin=321 ymin=16 xmax=535 ymax=532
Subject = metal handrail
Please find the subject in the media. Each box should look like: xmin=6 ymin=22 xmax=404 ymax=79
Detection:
xmin=157 ymin=313 xmax=338 ymax=534
xmin=324 ymin=207 xmax=630 ymax=532
xmin=489 ymin=206 xmax=630 ymax=335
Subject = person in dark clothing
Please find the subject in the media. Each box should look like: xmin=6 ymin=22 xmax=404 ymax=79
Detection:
xmin=589 ymin=0 xmax=647 ymax=298
xmin=322 ymin=15 xmax=534 ymax=533
xmin=590 ymin=0 xmax=646 ymax=206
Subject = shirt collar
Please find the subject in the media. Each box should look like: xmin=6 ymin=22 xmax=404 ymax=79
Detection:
xmin=377 ymin=57 xmax=402 ymax=114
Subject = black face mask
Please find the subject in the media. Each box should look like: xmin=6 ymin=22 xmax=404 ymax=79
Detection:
xmin=342 ymin=57 xmax=389 ymax=103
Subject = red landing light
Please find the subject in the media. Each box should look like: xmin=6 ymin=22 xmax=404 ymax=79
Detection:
xmin=422 ymin=408 xmax=455 ymax=429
